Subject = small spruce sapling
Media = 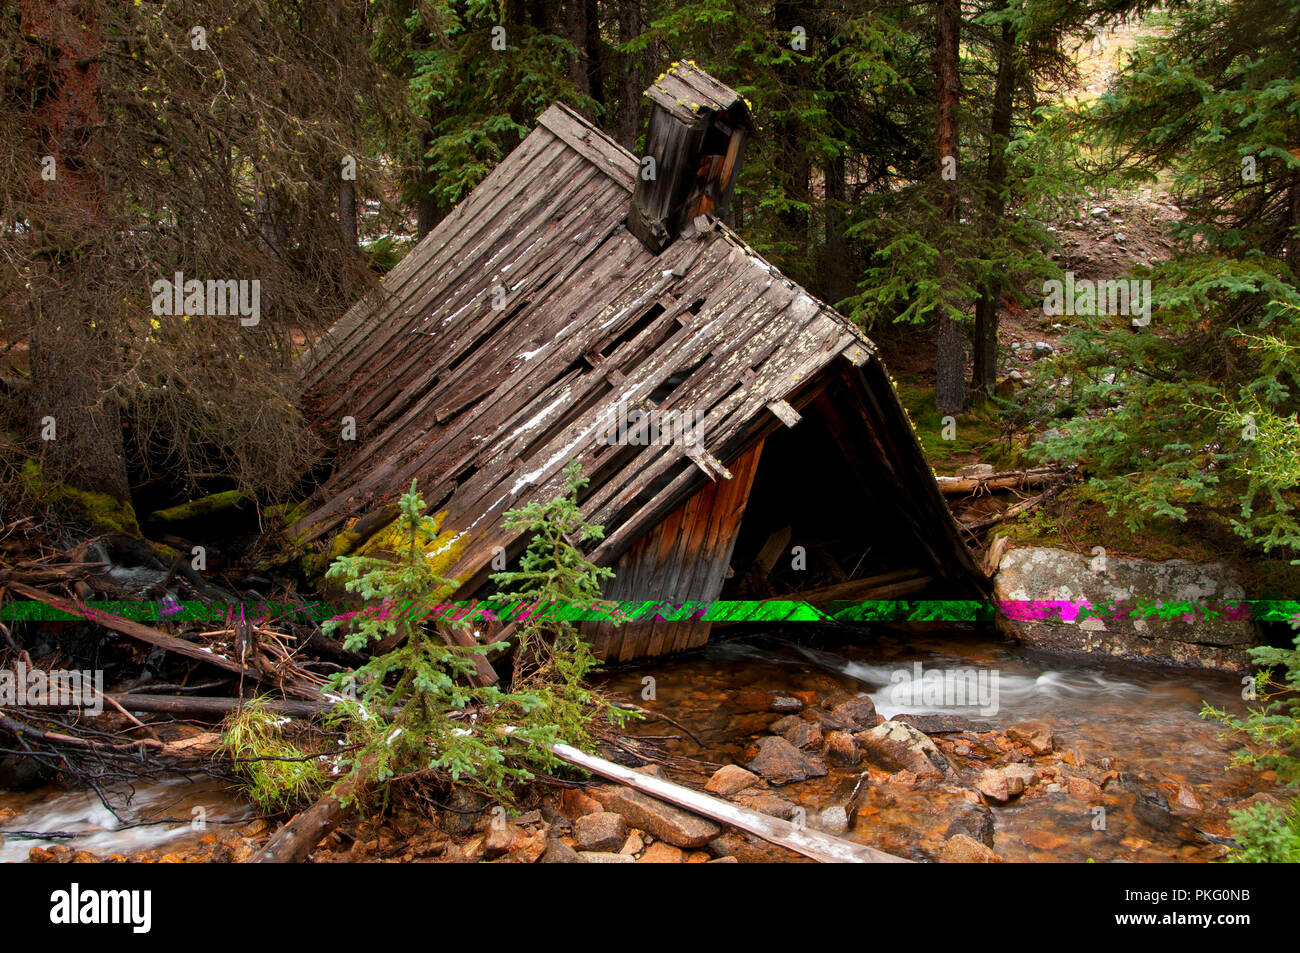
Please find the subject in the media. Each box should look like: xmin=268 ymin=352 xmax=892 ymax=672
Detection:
xmin=491 ymin=460 xmax=636 ymax=746
xmin=320 ymin=478 xmax=563 ymax=804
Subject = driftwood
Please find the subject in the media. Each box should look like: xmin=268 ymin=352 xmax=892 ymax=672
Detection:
xmin=981 ymin=535 xmax=1011 ymax=577
xmin=936 ymin=466 xmax=1069 ymax=496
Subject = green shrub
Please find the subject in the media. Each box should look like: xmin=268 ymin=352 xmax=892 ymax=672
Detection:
xmin=1203 ymin=623 xmax=1300 ymax=861
xmin=490 ymin=459 xmax=635 ymax=748
xmin=219 ymin=699 xmax=326 ymax=812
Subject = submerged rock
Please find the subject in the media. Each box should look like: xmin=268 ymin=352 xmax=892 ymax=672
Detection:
xmin=733 ymin=793 xmax=802 ymax=821
xmin=818 ymin=805 xmax=850 ymax=835
xmin=941 ymin=833 xmax=1001 ymax=863
xmin=944 ymin=803 xmax=996 ymax=848
xmin=745 ymin=735 xmax=829 ymax=785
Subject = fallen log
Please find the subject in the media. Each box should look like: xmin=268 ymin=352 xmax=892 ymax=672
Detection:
xmin=250 ymin=765 xmax=369 ymax=863
xmin=5 ymin=582 xmax=321 ymax=699
xmin=936 ymin=466 xmax=1068 ymax=496
xmin=775 ymin=569 xmax=932 ymax=603
xmin=5 ymin=582 xmax=263 ymax=681
xmin=711 ymin=570 xmax=932 ymax=629
xmin=107 ymin=693 xmax=329 ymax=720
xmin=960 ymin=482 xmax=1067 ymax=534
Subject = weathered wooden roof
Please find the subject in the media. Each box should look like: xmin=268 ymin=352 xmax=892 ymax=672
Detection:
xmin=646 ymin=60 xmax=753 ymax=128
xmin=293 ymin=101 xmax=980 ymax=598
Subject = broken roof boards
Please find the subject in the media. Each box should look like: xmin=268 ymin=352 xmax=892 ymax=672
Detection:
xmin=294 ymin=67 xmax=985 ymax=662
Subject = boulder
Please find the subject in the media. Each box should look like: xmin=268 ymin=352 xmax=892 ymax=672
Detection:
xmin=940 ymin=834 xmax=1001 ymax=863
xmin=994 ymin=546 xmax=1257 ymax=672
xmin=854 ymin=720 xmax=952 ymax=779
xmin=705 ymin=764 xmax=762 ymax=797
xmin=588 ymin=786 xmax=721 ymax=848
xmin=745 ymin=735 xmax=829 ymax=785
xmin=573 ymin=812 xmax=628 ymax=852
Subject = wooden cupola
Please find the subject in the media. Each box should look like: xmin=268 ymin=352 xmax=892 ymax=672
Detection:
xmin=627 ymin=61 xmax=754 ymax=253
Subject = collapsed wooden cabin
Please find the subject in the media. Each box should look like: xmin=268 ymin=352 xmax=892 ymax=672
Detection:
xmin=293 ymin=62 xmax=987 ymax=666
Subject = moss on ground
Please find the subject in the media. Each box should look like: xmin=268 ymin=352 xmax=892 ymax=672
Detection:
xmin=893 ymin=377 xmax=1022 ymax=474
xmin=147 ymin=489 xmax=250 ymax=524
xmin=20 ymin=459 xmax=141 ymax=537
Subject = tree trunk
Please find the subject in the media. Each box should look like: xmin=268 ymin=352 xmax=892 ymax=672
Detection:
xmin=973 ymin=19 xmax=1016 ymax=397
xmin=584 ymin=0 xmax=603 ymax=111
xmin=933 ymin=0 xmax=966 ymax=416
xmin=339 ymin=178 xmax=358 ymax=253
xmin=821 ymin=22 xmax=852 ymax=308
xmin=824 ymin=152 xmax=850 ymax=307
xmin=773 ymin=1 xmax=811 ymax=250
xmin=1285 ymin=171 xmax=1300 ymax=273
xmin=22 ymin=0 xmax=130 ymax=502
xmin=616 ymin=0 xmax=642 ymax=149
xmin=565 ymin=0 xmax=591 ymax=97
xmin=415 ymin=116 xmax=440 ymax=240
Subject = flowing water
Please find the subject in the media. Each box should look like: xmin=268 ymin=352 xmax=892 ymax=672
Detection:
xmin=0 ymin=625 xmax=1269 ymax=862
xmin=598 ymin=626 xmax=1270 ymax=862
xmin=0 ymin=776 xmax=252 ymax=863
